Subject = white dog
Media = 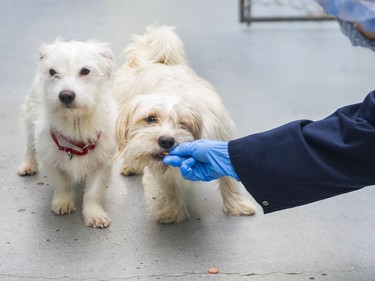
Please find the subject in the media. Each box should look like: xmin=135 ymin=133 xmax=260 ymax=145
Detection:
xmin=113 ymin=24 xmax=256 ymax=223
xmin=17 ymin=39 xmax=116 ymax=228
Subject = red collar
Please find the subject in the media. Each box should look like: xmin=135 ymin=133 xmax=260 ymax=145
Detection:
xmin=50 ymin=129 xmax=101 ymax=158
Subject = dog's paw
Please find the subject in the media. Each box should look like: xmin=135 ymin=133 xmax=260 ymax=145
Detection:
xmin=52 ymin=197 xmax=76 ymax=215
xmin=223 ymin=199 xmax=256 ymax=216
xmin=83 ymin=206 xmax=111 ymax=228
xmin=156 ymin=205 xmax=190 ymax=224
xmin=17 ymin=162 xmax=38 ymax=176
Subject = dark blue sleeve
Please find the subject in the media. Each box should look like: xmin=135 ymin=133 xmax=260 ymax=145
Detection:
xmin=228 ymin=91 xmax=375 ymax=213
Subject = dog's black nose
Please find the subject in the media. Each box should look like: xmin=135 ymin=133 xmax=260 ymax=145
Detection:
xmin=59 ymin=90 xmax=76 ymax=104
xmin=158 ymin=136 xmax=175 ymax=149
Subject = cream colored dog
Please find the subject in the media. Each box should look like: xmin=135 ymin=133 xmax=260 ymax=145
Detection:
xmin=17 ymin=39 xmax=116 ymax=228
xmin=113 ymin=25 xmax=255 ymax=223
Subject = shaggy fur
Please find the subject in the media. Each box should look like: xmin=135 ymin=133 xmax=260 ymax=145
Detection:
xmin=17 ymin=39 xmax=117 ymax=228
xmin=113 ymin=24 xmax=256 ymax=223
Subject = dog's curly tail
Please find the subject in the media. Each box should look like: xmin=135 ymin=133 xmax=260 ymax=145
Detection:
xmin=124 ymin=23 xmax=187 ymax=68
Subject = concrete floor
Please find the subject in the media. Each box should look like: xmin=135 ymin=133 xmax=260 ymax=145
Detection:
xmin=1 ymin=1 xmax=375 ymax=280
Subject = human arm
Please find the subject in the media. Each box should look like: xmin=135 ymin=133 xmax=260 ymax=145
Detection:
xmin=164 ymin=91 xmax=375 ymax=213
xmin=229 ymin=91 xmax=375 ymax=213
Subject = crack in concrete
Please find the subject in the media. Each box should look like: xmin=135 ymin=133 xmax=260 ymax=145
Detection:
xmin=240 ymin=271 xmax=303 ymax=277
xmin=238 ymin=264 xmax=375 ymax=277
xmin=1 ymin=264 xmax=375 ymax=280
xmin=0 ymin=273 xmax=71 ymax=280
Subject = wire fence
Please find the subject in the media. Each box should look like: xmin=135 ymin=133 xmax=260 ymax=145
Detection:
xmin=240 ymin=0 xmax=334 ymax=24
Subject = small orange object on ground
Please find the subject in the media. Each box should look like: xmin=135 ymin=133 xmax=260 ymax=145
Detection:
xmin=208 ymin=267 xmax=219 ymax=274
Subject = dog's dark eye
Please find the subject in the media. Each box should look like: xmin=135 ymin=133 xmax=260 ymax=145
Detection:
xmin=80 ymin=68 xmax=90 ymax=76
xmin=49 ymin=69 xmax=57 ymax=77
xmin=179 ymin=122 xmax=189 ymax=130
xmin=179 ymin=121 xmax=193 ymax=132
xmin=146 ymin=116 xmax=158 ymax=124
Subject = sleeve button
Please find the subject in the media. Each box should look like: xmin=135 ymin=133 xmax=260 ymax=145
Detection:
xmin=262 ymin=201 xmax=269 ymax=206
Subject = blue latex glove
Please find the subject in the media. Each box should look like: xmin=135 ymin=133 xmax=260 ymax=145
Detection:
xmin=163 ymin=139 xmax=239 ymax=182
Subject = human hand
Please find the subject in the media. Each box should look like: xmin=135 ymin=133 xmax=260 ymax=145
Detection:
xmin=163 ymin=139 xmax=239 ymax=181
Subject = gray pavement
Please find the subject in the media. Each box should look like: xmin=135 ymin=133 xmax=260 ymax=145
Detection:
xmin=1 ymin=1 xmax=375 ymax=280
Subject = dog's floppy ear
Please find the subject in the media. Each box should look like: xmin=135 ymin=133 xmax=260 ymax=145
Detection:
xmin=102 ymin=49 xmax=114 ymax=76
xmin=38 ymin=42 xmax=48 ymax=60
xmin=97 ymin=43 xmax=114 ymax=77
xmin=101 ymin=49 xmax=113 ymax=61
xmin=116 ymin=99 xmax=143 ymax=155
xmin=39 ymin=37 xmax=65 ymax=60
xmin=115 ymin=103 xmax=133 ymax=153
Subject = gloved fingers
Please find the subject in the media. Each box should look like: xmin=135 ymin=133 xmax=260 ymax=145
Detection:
xmin=168 ymin=142 xmax=193 ymax=157
xmin=180 ymin=165 xmax=200 ymax=181
xmin=163 ymin=155 xmax=187 ymax=167
xmin=181 ymin=157 xmax=196 ymax=167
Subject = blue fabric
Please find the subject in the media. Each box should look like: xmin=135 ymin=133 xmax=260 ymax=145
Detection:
xmin=316 ymin=0 xmax=375 ymax=31
xmin=228 ymin=91 xmax=375 ymax=213
xmin=316 ymin=0 xmax=375 ymax=51
xmin=338 ymin=20 xmax=375 ymax=51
